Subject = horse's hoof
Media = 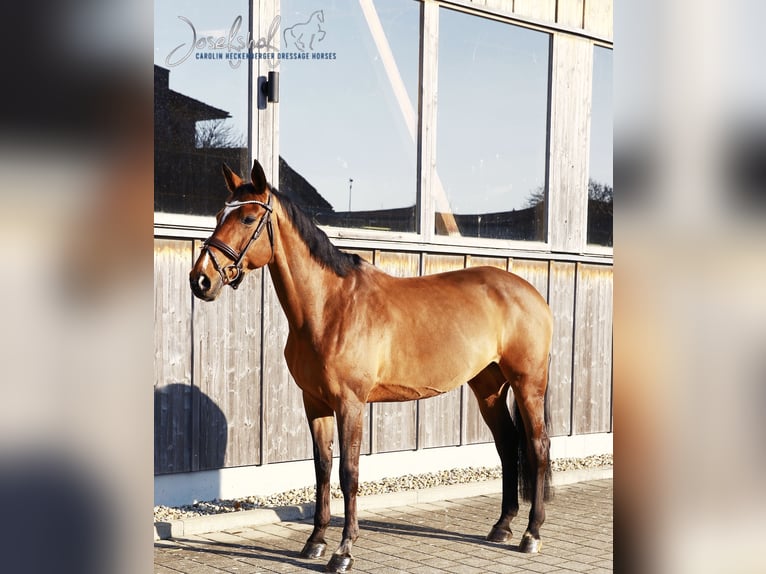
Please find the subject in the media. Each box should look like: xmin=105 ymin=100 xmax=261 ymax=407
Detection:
xmin=486 ymin=525 xmax=512 ymax=543
xmin=300 ymin=541 xmax=327 ymax=559
xmin=519 ymin=532 xmax=542 ymax=553
xmin=325 ymin=553 xmax=354 ymax=572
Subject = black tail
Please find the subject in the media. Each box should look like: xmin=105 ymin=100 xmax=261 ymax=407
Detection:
xmin=512 ymin=388 xmax=554 ymax=502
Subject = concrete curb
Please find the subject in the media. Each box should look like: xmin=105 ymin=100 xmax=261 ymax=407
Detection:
xmin=154 ymin=467 xmax=612 ymax=540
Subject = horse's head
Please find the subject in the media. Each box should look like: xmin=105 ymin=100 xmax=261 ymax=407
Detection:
xmin=190 ymin=160 xmax=274 ymax=301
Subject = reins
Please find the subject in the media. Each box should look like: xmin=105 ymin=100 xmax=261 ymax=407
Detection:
xmin=202 ymin=193 xmax=274 ymax=290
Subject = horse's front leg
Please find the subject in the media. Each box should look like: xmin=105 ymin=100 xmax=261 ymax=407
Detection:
xmin=301 ymin=395 xmax=335 ymax=560
xmin=325 ymin=401 xmax=365 ymax=573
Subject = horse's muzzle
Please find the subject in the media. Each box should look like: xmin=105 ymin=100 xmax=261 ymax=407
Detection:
xmin=190 ymin=271 xmax=218 ymax=301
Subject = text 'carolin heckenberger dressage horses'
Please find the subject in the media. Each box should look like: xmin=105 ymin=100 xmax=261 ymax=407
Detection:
xmin=190 ymin=160 xmax=554 ymax=573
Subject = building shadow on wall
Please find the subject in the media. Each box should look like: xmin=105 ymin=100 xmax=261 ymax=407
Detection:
xmin=154 ymin=383 xmax=228 ymax=502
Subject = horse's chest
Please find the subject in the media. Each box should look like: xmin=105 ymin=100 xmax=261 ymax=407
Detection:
xmin=283 ymin=332 xmax=374 ymax=399
xmin=284 ymin=336 xmax=320 ymax=379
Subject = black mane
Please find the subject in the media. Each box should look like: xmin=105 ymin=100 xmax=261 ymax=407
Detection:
xmin=272 ymin=189 xmax=363 ymax=277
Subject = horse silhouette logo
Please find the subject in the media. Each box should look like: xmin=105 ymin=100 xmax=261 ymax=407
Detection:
xmin=283 ymin=10 xmax=326 ymax=52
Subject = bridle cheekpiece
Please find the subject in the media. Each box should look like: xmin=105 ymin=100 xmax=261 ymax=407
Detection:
xmin=202 ymin=193 xmax=274 ymax=290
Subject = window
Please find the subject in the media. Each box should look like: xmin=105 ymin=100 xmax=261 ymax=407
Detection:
xmin=587 ymin=46 xmax=613 ymax=247
xmin=153 ymin=0 xmax=606 ymax=252
xmin=154 ymin=1 xmax=250 ymax=216
xmin=434 ymin=9 xmax=551 ymax=241
xmin=278 ymin=0 xmax=420 ymax=232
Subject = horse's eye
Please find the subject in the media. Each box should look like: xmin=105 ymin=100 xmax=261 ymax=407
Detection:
xmin=242 ymin=215 xmax=257 ymax=225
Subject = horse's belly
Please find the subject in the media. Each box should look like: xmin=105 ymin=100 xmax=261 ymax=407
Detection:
xmin=366 ymin=383 xmax=444 ymax=403
xmin=363 ymin=333 xmax=498 ymax=403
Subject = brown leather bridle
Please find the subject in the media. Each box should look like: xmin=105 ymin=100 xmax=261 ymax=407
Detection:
xmin=202 ymin=194 xmax=274 ymax=290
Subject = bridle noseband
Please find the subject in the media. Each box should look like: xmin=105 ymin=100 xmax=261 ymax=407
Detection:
xmin=202 ymin=194 xmax=274 ymax=290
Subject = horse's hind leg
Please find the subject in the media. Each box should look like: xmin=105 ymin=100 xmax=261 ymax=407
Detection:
xmin=500 ymin=361 xmax=551 ymax=554
xmin=468 ymin=364 xmax=520 ymax=543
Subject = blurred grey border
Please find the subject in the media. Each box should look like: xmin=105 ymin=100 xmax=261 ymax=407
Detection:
xmin=616 ymin=1 xmax=766 ymax=573
xmin=0 ymin=1 xmax=153 ymax=573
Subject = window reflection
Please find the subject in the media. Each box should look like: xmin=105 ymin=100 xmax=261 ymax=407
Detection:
xmin=435 ymin=9 xmax=551 ymax=241
xmin=587 ymin=46 xmax=613 ymax=247
xmin=154 ymin=2 xmax=250 ymax=216
xmin=279 ymin=0 xmax=419 ymax=232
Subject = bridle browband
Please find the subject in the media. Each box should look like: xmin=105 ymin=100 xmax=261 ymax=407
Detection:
xmin=202 ymin=193 xmax=274 ymax=290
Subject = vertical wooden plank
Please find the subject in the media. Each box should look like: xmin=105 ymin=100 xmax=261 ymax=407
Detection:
xmin=510 ymin=259 xmax=549 ymax=301
xmin=584 ymin=0 xmax=613 ymax=40
xmin=375 ymin=251 xmax=420 ymax=278
xmin=514 ymin=0 xmax=556 ymax=23
xmin=193 ymin=242 xmax=262 ymax=470
xmin=154 ymin=239 xmax=193 ymax=474
xmin=556 ymin=0 xmax=585 ymax=28
xmin=548 ymin=33 xmax=593 ymax=253
xmin=548 ymin=261 xmax=575 ymax=436
xmin=573 ymin=264 xmax=613 ymax=434
xmin=370 ymin=251 xmax=419 ymax=453
xmin=463 ymin=382 xmax=495 ymax=445
xmin=419 ymin=254 xmax=465 ymax=448
xmin=465 ymin=255 xmax=508 ymax=270
xmin=423 ymin=253 xmax=464 ymax=275
xmin=261 ymin=270 xmax=313 ymax=463
xmin=420 ymin=388 xmax=462 ymax=448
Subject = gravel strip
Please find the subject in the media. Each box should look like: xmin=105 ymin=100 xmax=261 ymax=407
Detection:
xmin=154 ymin=454 xmax=612 ymax=522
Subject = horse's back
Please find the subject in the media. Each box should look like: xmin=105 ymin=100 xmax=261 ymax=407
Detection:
xmin=345 ymin=265 xmax=552 ymax=396
xmin=374 ymin=264 xmax=549 ymax=324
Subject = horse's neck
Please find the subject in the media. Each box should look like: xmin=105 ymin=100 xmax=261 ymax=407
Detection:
xmin=266 ymin=212 xmax=340 ymax=333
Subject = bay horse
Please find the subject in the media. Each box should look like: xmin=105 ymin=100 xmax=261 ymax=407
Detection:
xmin=190 ymin=160 xmax=553 ymax=572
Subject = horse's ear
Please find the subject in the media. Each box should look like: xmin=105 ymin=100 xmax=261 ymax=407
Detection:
xmin=222 ymin=163 xmax=243 ymax=193
xmin=251 ymin=159 xmax=268 ymax=194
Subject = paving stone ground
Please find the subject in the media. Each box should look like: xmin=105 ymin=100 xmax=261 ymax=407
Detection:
xmin=154 ymin=479 xmax=612 ymax=573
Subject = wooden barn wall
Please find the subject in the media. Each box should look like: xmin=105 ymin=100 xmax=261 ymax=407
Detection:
xmin=192 ymin=241 xmax=263 ymax=470
xmin=154 ymin=239 xmax=612 ymax=473
xmin=154 ymin=239 xmax=193 ymax=474
xmin=572 ymin=263 xmax=613 ymax=434
xmin=548 ymin=261 xmax=576 ymax=436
